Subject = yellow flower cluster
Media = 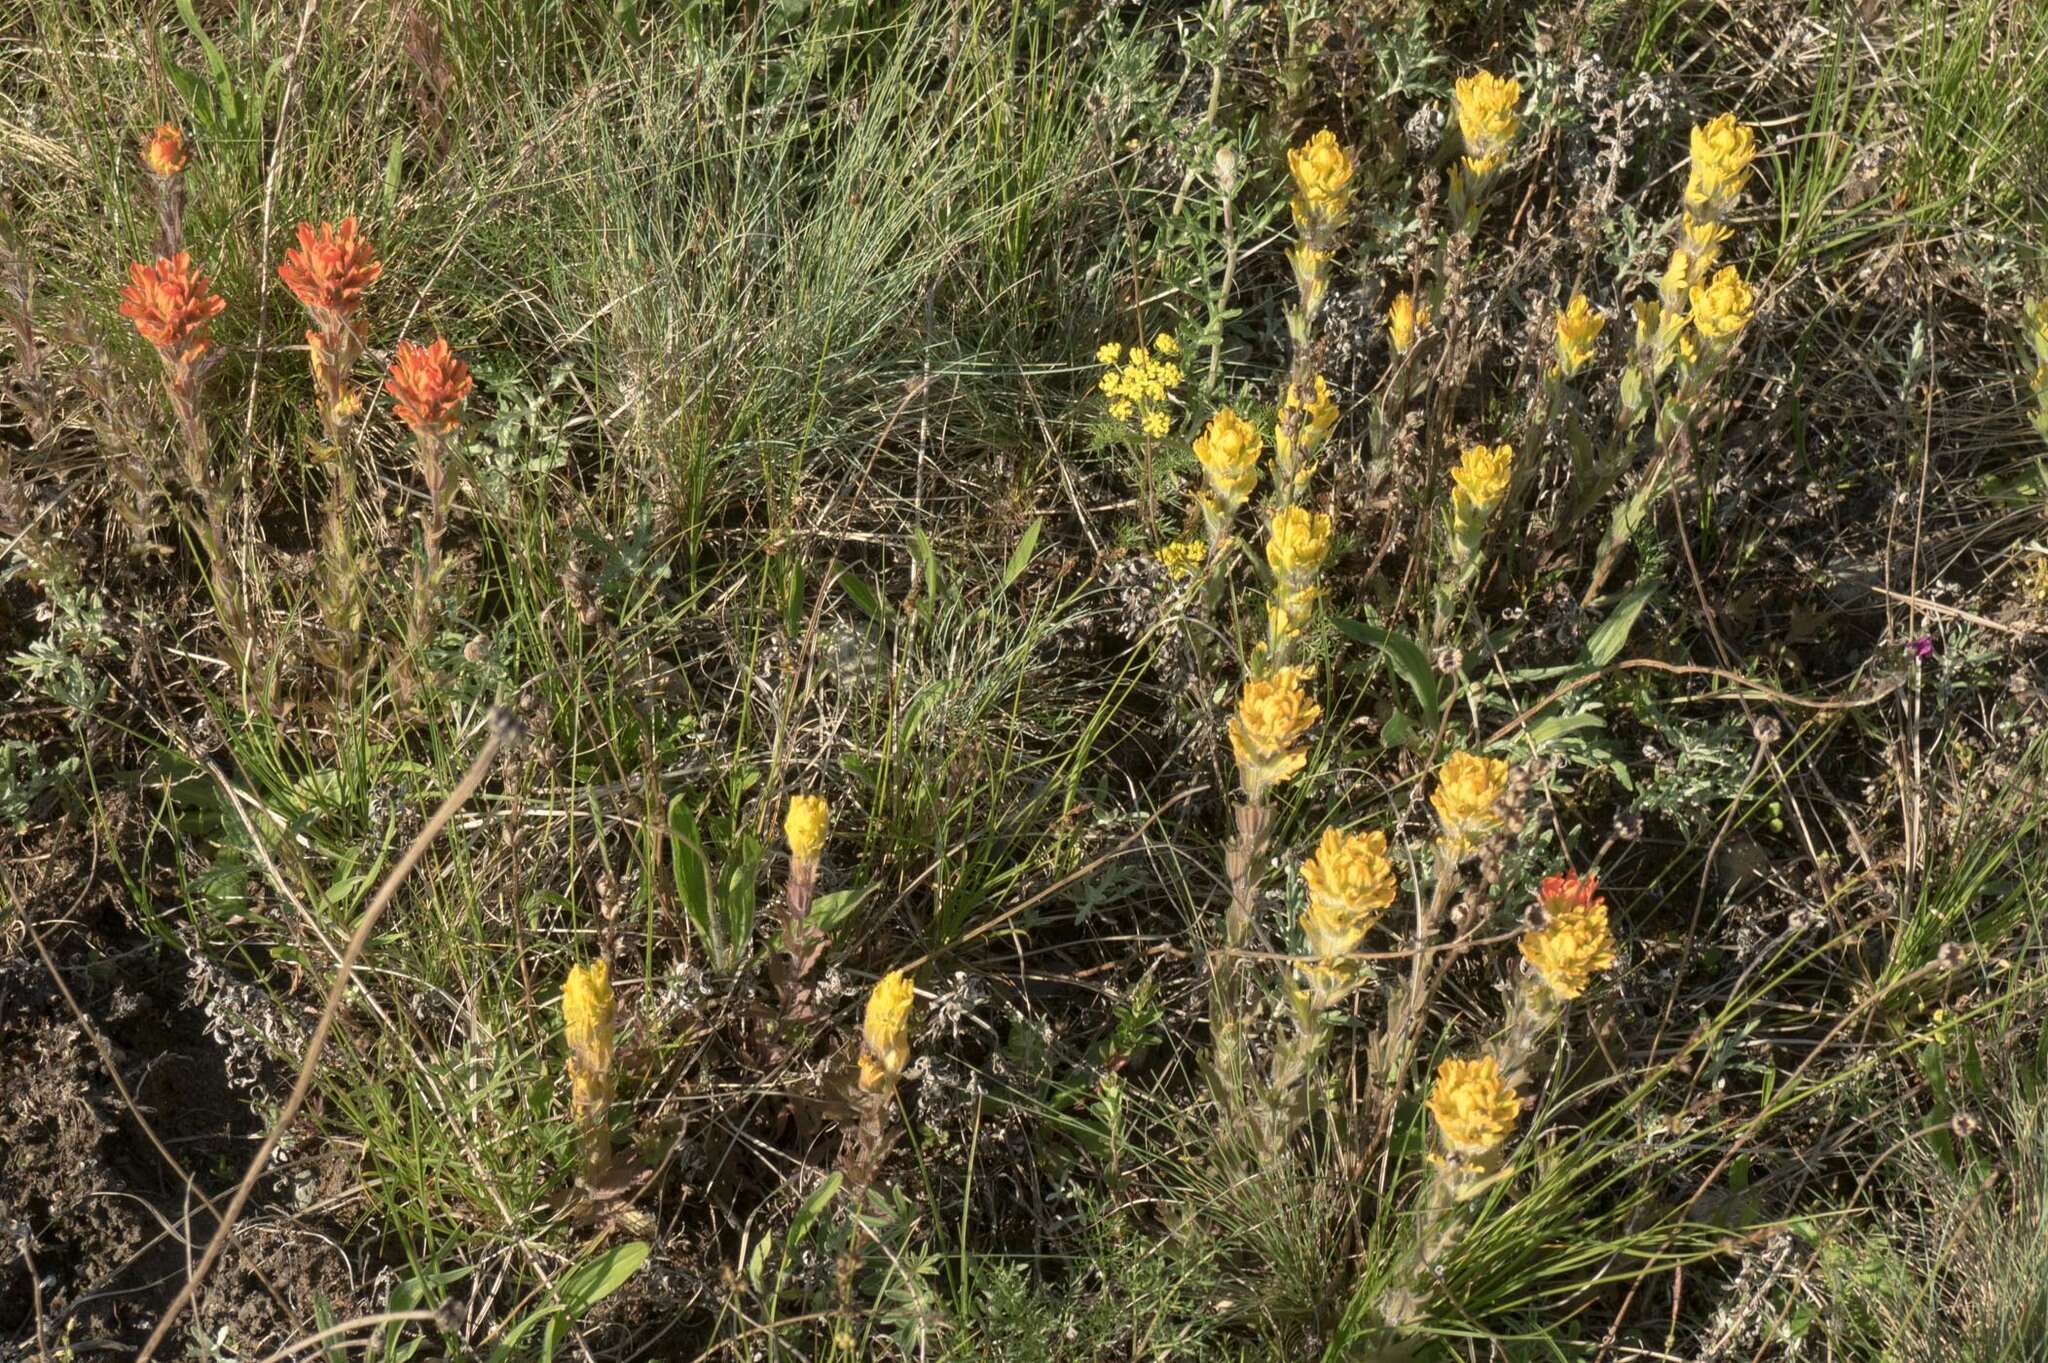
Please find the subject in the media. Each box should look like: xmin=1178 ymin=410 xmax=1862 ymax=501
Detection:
xmin=1449 ymin=442 xmax=1513 ymax=541
xmin=1194 ymin=406 xmax=1264 ymax=514
xmin=859 ymin=969 xmax=916 ymax=1093
xmin=1689 ymin=266 xmax=1755 ymax=340
xmin=1229 ymin=667 xmax=1320 ymax=794
xmin=1298 ymin=827 xmax=1397 ymax=991
xmin=1430 ymin=750 xmax=1510 ymax=856
xmin=1453 ymin=71 xmax=1522 ymax=177
xmin=1097 ymin=334 xmax=1183 ymax=438
xmin=1519 ymin=873 xmax=1618 ymax=1000
xmin=1274 ymin=373 xmax=1339 ymax=475
xmin=1387 ymin=291 xmax=1429 ymax=355
xmin=1425 ymin=1055 xmax=1521 ymax=1157
xmin=1555 ymin=294 xmax=1605 ymax=377
xmin=1287 ymin=129 xmax=1354 ymax=230
xmin=1156 ymin=538 xmax=1207 ymax=579
xmin=1265 ymin=506 xmax=1332 ymax=580
xmin=562 ymin=960 xmax=617 ymax=1177
xmin=563 ymin=961 xmax=615 ymax=1065
xmin=1684 ymin=113 xmax=1758 ymax=216
xmin=785 ymin=794 xmax=829 ymax=864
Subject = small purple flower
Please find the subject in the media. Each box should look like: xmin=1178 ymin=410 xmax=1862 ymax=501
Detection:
xmin=1907 ymin=635 xmax=1935 ymax=660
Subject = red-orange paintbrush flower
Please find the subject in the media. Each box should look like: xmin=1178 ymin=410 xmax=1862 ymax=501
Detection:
xmin=278 ymin=217 xmax=382 ymax=319
xmin=142 ymin=123 xmax=189 ymax=177
xmin=119 ymin=253 xmax=225 ymax=362
xmin=386 ymin=337 xmax=472 ymax=437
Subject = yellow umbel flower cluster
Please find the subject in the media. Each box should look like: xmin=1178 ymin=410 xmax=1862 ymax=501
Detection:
xmin=1519 ymin=873 xmax=1618 ymax=1000
xmin=859 ymin=969 xmax=915 ymax=1093
xmin=785 ymin=794 xmax=829 ymax=865
xmin=1453 ymin=71 xmax=1522 ymax=178
xmin=1228 ymin=667 xmax=1320 ymax=795
xmin=1156 ymin=538 xmax=1207 ymax=579
xmin=1297 ymin=828 xmax=1397 ymax=993
xmin=1425 ymin=1055 xmax=1521 ymax=1157
xmin=1287 ymin=129 xmax=1354 ymax=231
xmin=1194 ymin=407 xmax=1265 ymax=517
xmin=1555 ymin=294 xmax=1606 ymax=377
xmin=1430 ymin=750 xmax=1510 ymax=856
xmin=1097 ymin=334 xmax=1183 ymax=439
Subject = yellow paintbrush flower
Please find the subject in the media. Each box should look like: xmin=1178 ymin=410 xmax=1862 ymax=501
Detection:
xmin=1453 ymin=70 xmax=1522 ymax=176
xmin=1449 ymin=442 xmax=1513 ymax=539
xmin=1298 ymin=827 xmax=1397 ymax=989
xmin=1430 ymin=750 xmax=1511 ymax=855
xmin=858 ymin=969 xmax=916 ymax=1093
xmin=1275 ymin=374 xmax=1339 ymax=471
xmin=1287 ymin=129 xmax=1354 ymax=226
xmin=1265 ymin=506 xmax=1333 ymax=580
xmin=1425 ymin=1054 xmax=1521 ymax=1157
xmin=1555 ymin=294 xmax=1605 ymax=377
xmin=1679 ymin=213 xmax=1733 ymax=275
xmin=1519 ymin=872 xmax=1618 ymax=1000
xmin=1194 ymin=407 xmax=1264 ymax=512
xmin=1684 ymin=113 xmax=1757 ymax=216
xmin=562 ymin=961 xmax=617 ymax=1180
xmin=785 ymin=794 xmax=829 ymax=864
xmin=1229 ymin=667 xmax=1320 ymax=794
xmin=1388 ymin=291 xmax=1428 ymax=354
xmin=1689 ymin=265 xmax=1754 ymax=341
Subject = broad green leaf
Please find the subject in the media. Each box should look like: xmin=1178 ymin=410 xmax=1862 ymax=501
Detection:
xmin=838 ymin=567 xmax=886 ymax=623
xmin=1000 ymin=517 xmax=1043 ymax=591
xmin=1335 ymin=619 xmax=1439 ymax=727
xmin=1585 ymin=580 xmax=1659 ymax=666
xmin=666 ymin=795 xmax=712 ymax=946
xmin=556 ymin=1241 xmax=651 ymax=1313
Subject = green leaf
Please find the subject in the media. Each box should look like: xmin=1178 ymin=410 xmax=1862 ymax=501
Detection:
xmin=1521 ymin=711 xmax=1606 ymax=750
xmin=1585 ymin=579 xmax=1659 ymax=666
xmin=837 ymin=566 xmax=887 ymax=623
xmin=1334 ymin=619 xmax=1439 ymax=727
xmin=787 ymin=1172 xmax=842 ymax=1251
xmin=809 ymin=885 xmax=871 ymax=934
xmin=1000 ymin=517 xmax=1043 ymax=592
xmin=382 ymin=133 xmax=405 ymax=218
xmin=556 ymin=1241 xmax=651 ymax=1314
xmin=667 ymin=795 xmax=713 ymax=949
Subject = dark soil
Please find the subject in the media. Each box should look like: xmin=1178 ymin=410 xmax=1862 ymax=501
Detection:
xmin=1 ymin=831 xmax=366 ymax=1358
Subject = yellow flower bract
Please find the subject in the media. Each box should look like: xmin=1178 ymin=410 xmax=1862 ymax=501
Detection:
xmin=1299 ymin=827 xmax=1397 ymax=978
xmin=1287 ymin=129 xmax=1354 ymax=217
xmin=1194 ymin=406 xmax=1265 ymax=510
xmin=1431 ymin=750 xmax=1511 ymax=854
xmin=1690 ymin=266 xmax=1754 ymax=340
xmin=785 ymin=794 xmax=829 ymax=863
xmin=1685 ymin=113 xmax=1757 ymax=213
xmin=1555 ymin=294 xmax=1605 ymax=376
xmin=1229 ymin=667 xmax=1320 ymax=792
xmin=859 ymin=969 xmax=916 ymax=1092
xmin=1426 ymin=1055 xmax=1521 ymax=1157
xmin=1388 ymin=291 xmax=1428 ymax=354
xmin=1453 ymin=70 xmax=1522 ymax=176
xmin=1265 ymin=506 xmax=1333 ymax=579
xmin=1520 ymin=874 xmax=1618 ymax=1000
xmin=562 ymin=961 xmax=615 ymax=1066
xmin=1450 ymin=442 xmax=1513 ymax=529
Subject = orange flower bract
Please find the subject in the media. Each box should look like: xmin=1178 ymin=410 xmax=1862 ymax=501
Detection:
xmin=142 ymin=123 xmax=189 ymax=177
xmin=278 ymin=217 xmax=382 ymax=318
xmin=119 ymin=253 xmax=225 ymax=361
xmin=386 ymin=337 xmax=473 ymax=437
